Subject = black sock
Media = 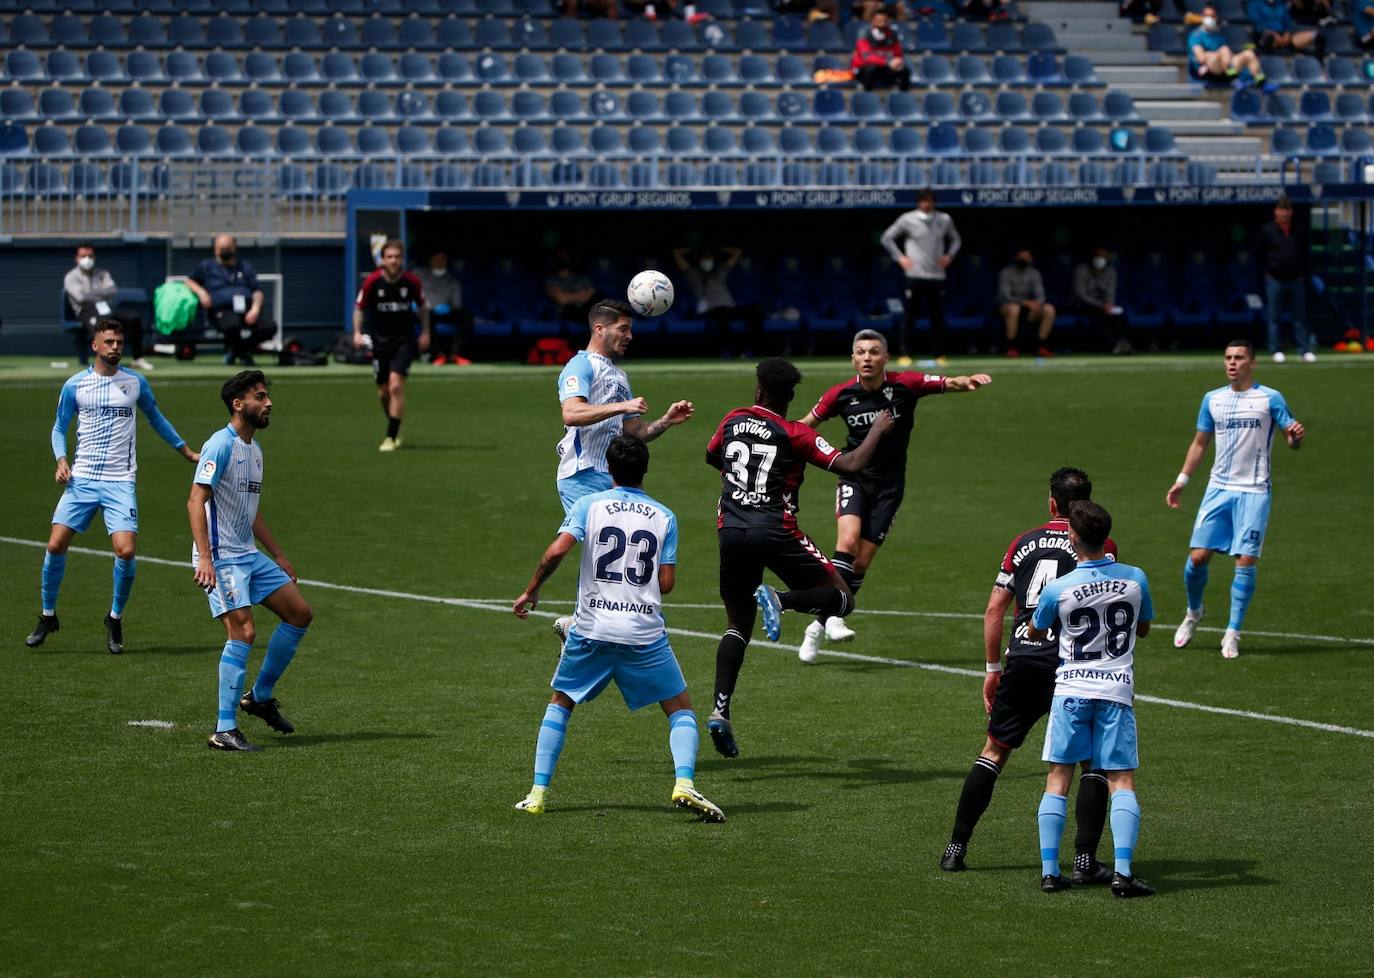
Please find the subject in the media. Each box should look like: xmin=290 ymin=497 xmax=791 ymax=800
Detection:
xmin=818 ymin=553 xmax=863 ymax=623
xmin=950 ymin=756 xmax=1002 ymax=847
xmin=387 ymin=416 xmax=401 ymax=439
xmin=780 ymin=586 xmax=850 ymax=620
xmin=1074 ymin=770 xmax=1110 ymax=865
xmin=712 ymin=629 xmax=748 ymax=720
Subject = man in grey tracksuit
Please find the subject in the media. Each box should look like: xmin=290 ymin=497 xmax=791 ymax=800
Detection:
xmin=879 ymin=190 xmax=962 ymax=363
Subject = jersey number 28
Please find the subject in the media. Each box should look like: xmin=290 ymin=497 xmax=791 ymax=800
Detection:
xmin=593 ymin=527 xmax=658 ymax=587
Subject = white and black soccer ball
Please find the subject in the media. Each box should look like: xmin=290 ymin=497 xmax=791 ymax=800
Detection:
xmin=627 ymin=270 xmax=674 ymax=318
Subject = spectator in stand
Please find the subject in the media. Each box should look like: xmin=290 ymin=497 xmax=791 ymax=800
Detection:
xmin=565 ymin=0 xmax=618 ymax=19
xmin=959 ymin=0 xmax=1011 ymax=22
xmin=673 ymin=246 xmax=763 ymax=357
xmin=1188 ymin=6 xmax=1269 ymax=85
xmin=1257 ymin=197 xmax=1316 ymax=363
xmin=850 ymin=8 xmax=911 ymax=92
xmin=545 ymin=254 xmax=599 ymax=325
xmin=64 ymin=243 xmax=153 ymax=371
xmin=1246 ymin=0 xmax=1322 ymax=56
xmin=853 ymin=0 xmax=907 ymax=21
xmin=185 ymin=234 xmax=276 ymax=367
xmin=997 ymin=249 xmax=1056 ymax=359
xmin=1356 ymin=1 xmax=1374 ymax=50
xmin=415 ymin=250 xmax=472 ymax=366
xmin=879 ymin=189 xmax=962 ymax=366
xmin=1073 ymin=247 xmax=1131 ymax=356
xmin=1290 ymin=0 xmax=1338 ymax=28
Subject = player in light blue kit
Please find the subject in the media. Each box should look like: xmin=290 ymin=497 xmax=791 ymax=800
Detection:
xmin=550 ymin=298 xmax=694 ymax=642
xmin=25 ymin=319 xmax=199 ymax=655
xmin=513 ymin=435 xmax=724 ymax=822
xmin=1166 ymin=340 xmax=1305 ymax=659
xmin=188 ymin=371 xmax=313 ymax=752
xmin=1029 ymin=501 xmax=1154 ymax=898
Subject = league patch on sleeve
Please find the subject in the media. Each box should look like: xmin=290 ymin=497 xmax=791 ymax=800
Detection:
xmin=815 ymin=435 xmax=836 ymax=454
xmin=198 ymin=460 xmax=216 ymax=479
xmin=564 ymin=374 xmax=581 ymax=392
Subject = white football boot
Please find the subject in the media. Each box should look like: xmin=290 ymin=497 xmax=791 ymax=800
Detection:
xmin=1173 ymin=607 xmax=1204 ymax=648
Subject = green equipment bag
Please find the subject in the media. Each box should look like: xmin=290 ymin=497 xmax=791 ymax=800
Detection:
xmin=153 ymin=280 xmax=199 ymax=336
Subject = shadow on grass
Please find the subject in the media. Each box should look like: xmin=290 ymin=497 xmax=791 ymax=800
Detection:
xmin=268 ymin=731 xmax=436 ymax=748
xmin=553 ymin=800 xmax=808 ymax=817
xmin=705 ymin=755 xmax=963 ymax=789
xmin=1136 ymin=857 xmax=1278 ymax=893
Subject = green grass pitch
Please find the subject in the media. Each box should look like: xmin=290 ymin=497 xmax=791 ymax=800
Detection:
xmin=1 ymin=353 xmax=1371 ymax=977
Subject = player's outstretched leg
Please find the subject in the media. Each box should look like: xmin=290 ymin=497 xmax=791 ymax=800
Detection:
xmin=516 ymin=701 xmax=571 ymax=814
xmin=1038 ymin=791 xmax=1071 ymax=892
xmin=1071 ymin=770 xmax=1113 ymax=884
xmin=1222 ymin=563 xmax=1256 ymax=659
xmin=1175 ymin=554 xmax=1209 ymax=648
xmin=709 ymin=628 xmax=749 ymax=757
xmin=240 ymin=620 xmax=308 ymax=733
xmin=942 ymin=755 xmax=1003 ymax=871
xmin=666 ymin=707 xmax=725 ymax=822
xmin=1108 ymin=789 xmax=1153 ymax=897
xmin=824 ymin=552 xmax=861 ymax=642
xmin=755 ymin=585 xmax=784 ymax=641
xmin=765 ymin=584 xmax=850 ymax=643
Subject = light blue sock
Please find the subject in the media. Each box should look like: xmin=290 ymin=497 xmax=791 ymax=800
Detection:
xmin=1183 ymin=556 xmax=1209 ymax=613
xmin=251 ymin=622 xmax=307 ymax=701
xmin=533 ymin=703 xmax=571 ymax=788
xmin=1228 ymin=565 xmax=1257 ymax=631
xmin=40 ymin=551 xmax=67 ymax=613
xmin=668 ymin=709 xmax=698 ymax=780
xmin=1038 ymin=792 xmax=1069 ymax=877
xmin=1110 ymin=789 xmax=1141 ymax=877
xmin=111 ymin=556 xmax=136 ymax=617
xmin=217 ymin=639 xmax=251 ymax=733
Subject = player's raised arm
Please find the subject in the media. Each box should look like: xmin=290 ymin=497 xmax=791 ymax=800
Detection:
xmin=1166 ymin=430 xmax=1214 ymax=508
xmin=829 ymin=409 xmax=895 ymax=477
xmin=135 ymin=374 xmax=198 ymax=463
xmin=562 ymin=395 xmax=648 ymax=427
xmin=623 ymin=399 xmax=694 ymax=443
xmin=945 ymin=373 xmax=992 ymax=392
xmin=513 ymin=533 xmax=578 ymax=618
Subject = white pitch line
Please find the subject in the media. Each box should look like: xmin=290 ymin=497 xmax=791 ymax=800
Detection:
xmin=6 ymin=535 xmax=1371 ymax=740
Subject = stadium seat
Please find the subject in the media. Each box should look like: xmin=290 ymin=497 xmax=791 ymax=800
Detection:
xmin=5 ymin=51 xmax=44 ymax=83
xmin=1149 ymin=161 xmax=1181 ymax=184
xmin=435 ymin=127 xmax=470 ymax=155
xmin=1259 ymin=56 xmax=1292 ymax=86
xmin=109 ymin=162 xmax=147 ymax=193
xmin=202 ymin=52 xmax=242 ymax=85
xmin=627 ymin=125 xmax=662 ymax=155
xmin=239 ymin=53 xmax=281 ymax=83
xmin=28 ymin=162 xmax=67 ymax=194
xmin=46 ymin=51 xmax=87 ymax=83
xmin=995 ymin=91 xmax=1030 ymax=122
xmin=991 ymin=54 xmax=1025 ymax=84
xmin=704 ymin=126 xmax=738 ymax=156
xmin=155 ymin=89 xmax=195 ymax=122
xmin=1104 ymin=91 xmax=1138 ymax=122
xmin=964 ymin=128 xmax=996 ymax=155
xmin=1033 ymin=91 xmax=1067 ymax=122
xmin=155 ymin=125 xmax=195 ymax=156
xmin=243 ymin=16 xmax=285 ymax=48
xmin=888 ymin=92 xmax=920 ymax=121
xmin=1300 ymin=91 xmax=1332 ymax=121
xmin=435 ymin=17 xmax=474 ymax=48
xmin=321 ymin=15 xmax=362 ymax=48
xmin=814 ymin=89 xmax=847 ymax=120
xmin=1027 ymin=51 xmax=1060 ymax=83
xmin=127 ymin=15 xmax=168 ymax=47
xmin=195 ymin=125 xmax=233 ymax=157
xmin=1 ymin=90 xmax=35 ymax=123
xmin=83 ymin=52 xmax=126 ymax=86
xmin=313 ymin=125 xmax=350 ymax=156
xmin=394 ymin=125 xmax=433 ymax=156
xmin=590 ymin=54 xmax=625 ymax=84
xmin=1023 ymin=22 xmax=1058 ymax=51
xmin=956 ymin=55 xmax=992 ymax=84
xmin=437 ymin=54 xmax=474 ymax=82
xmin=921 ymin=55 xmax=954 ymax=85
xmin=115 ymin=124 xmax=152 ymax=155
xmin=73 ymin=125 xmax=112 ymax=157
xmin=438 ymin=163 xmax=475 ymax=189
xmin=1326 ymin=57 xmax=1360 ymax=86
xmin=1144 ymin=126 xmax=1177 ymax=154
xmin=999 ymin=126 xmax=1031 ymax=154
xmin=1115 ymin=158 xmax=1144 ymax=183
xmin=924 ymin=91 xmax=956 ymax=121
xmin=352 ymin=163 xmax=391 ymax=190
xmin=959 ymin=90 xmax=994 ymax=122
xmin=1035 ymin=127 xmax=1069 ymax=154
xmin=1270 ymin=127 xmax=1303 ymax=156
xmin=168 ymin=52 xmax=208 ymax=84
xmin=1293 ymin=56 xmax=1327 ymax=86
xmin=283 ymin=53 xmax=323 ymax=84
xmin=1064 ymin=55 xmax=1101 ymax=86
xmin=927 ymin=122 xmax=959 ymax=154
xmin=1185 ymin=161 xmax=1218 ymax=184
xmin=951 ymin=21 xmax=985 ymax=52
xmin=314 ymin=164 xmax=350 ymax=195
xmin=1264 ymin=93 xmax=1297 ymax=121
xmin=474 ymin=127 xmax=510 ymax=155
xmin=968 ymin=161 xmax=1003 ymax=186
xmin=513 ymin=127 xmax=547 ymax=156
xmin=987 ymin=22 xmax=1021 ymax=52
xmin=357 ymin=126 xmax=393 ymax=156
xmin=320 ymin=91 xmax=359 ymax=123
xmin=850 ymin=91 xmax=883 ymax=122
xmin=51 ymin=14 xmax=90 ymax=47
xmin=1335 ymin=93 xmax=1368 ymax=124
xmin=1341 ymin=127 xmax=1372 ymax=154
xmin=77 ymin=89 xmax=118 ymax=122
xmin=38 ymin=89 xmax=79 ymax=122
xmin=200 ymin=89 xmax=239 ymax=122
xmin=168 ymin=17 xmax=207 ymax=47
xmin=1072 ymin=127 xmax=1105 ymax=155
xmin=916 ymin=18 xmax=950 ymax=51
xmin=322 ymin=53 xmax=360 ymax=83
xmin=1306 ymin=123 xmax=1338 ymax=154
xmin=589 ymin=90 xmax=623 ymax=120
xmin=235 ymin=125 xmax=274 ymax=158
xmin=809 ymin=19 xmax=845 ymax=51
xmin=1312 ymin=160 xmax=1343 ymax=184
xmin=666 ymin=127 xmax=701 ymax=155
xmin=1078 ymin=161 xmax=1112 ymax=185
xmin=361 ymin=53 xmax=401 ymax=85
xmin=1230 ymin=88 xmax=1265 ymax=122
xmin=1068 ymin=92 xmax=1103 ymax=123
xmin=780 ymin=127 xmax=813 ymax=155
xmin=704 ymin=54 xmax=739 ymax=86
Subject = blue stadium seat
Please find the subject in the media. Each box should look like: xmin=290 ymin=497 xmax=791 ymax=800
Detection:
xmin=354 ymin=163 xmax=393 ymax=190
xmin=850 ymin=91 xmax=883 ymax=122
xmin=1023 ymin=22 xmax=1058 ymax=51
xmin=3 ymin=52 xmax=42 ymax=85
xmin=322 ymin=15 xmax=363 ymax=48
xmin=703 ymin=162 xmax=737 ymax=186
xmin=474 ymin=126 xmax=509 ymax=155
xmin=1342 ymin=127 xmax=1373 ymax=154
xmin=589 ymin=90 xmax=623 ymax=120
xmin=662 ymin=55 xmax=697 ymax=84
xmin=888 ymin=92 xmax=920 ymax=121
xmin=1270 ymin=127 xmax=1302 ymax=156
xmin=738 ymin=126 xmax=774 ymax=156
xmin=122 ymin=51 xmax=165 ymax=83
xmin=28 ymin=162 xmax=66 ymax=194
xmin=320 ymin=90 xmax=359 ymax=123
xmin=115 ymin=123 xmax=152 ymax=156
xmin=397 ymin=17 xmax=438 ymax=49
xmin=398 ymin=164 xmax=428 ymax=189
xmin=169 ymin=17 xmax=208 ymax=47
xmin=516 ymin=53 xmax=551 ymax=82
xmin=1068 ymin=92 xmax=1103 ymax=123
xmin=774 ymin=91 xmax=807 ymax=121
xmin=393 ymin=90 xmax=432 ymax=121
xmin=109 ymin=161 xmax=148 ymax=193
xmin=441 ymin=163 xmax=476 ymax=188
xmin=1079 ymin=161 xmax=1111 ymax=185
xmin=1320 ymin=23 xmax=1357 ymax=56
xmin=235 ymin=125 xmax=274 ymax=157
xmin=1306 ymin=123 xmax=1338 ymax=154
xmin=511 ymin=90 xmax=547 ymax=121
xmin=1229 ymin=87 xmax=1264 ymax=121
xmin=1258 ymin=56 xmax=1291 ymax=86
xmin=995 ymin=91 xmax=1029 ymax=121
xmin=1147 ymin=24 xmax=1185 ymax=53
xmin=959 ymin=90 xmax=994 ymax=121
xmin=1312 ymin=160 xmax=1343 ymax=184
xmin=590 ymin=127 xmax=625 ymax=156
xmin=283 ymin=53 xmax=323 ymax=84
xmin=987 ymin=22 xmax=1021 ymax=52
xmin=1035 ymin=127 xmax=1069 ymax=154
xmin=551 ymin=126 xmax=584 ymax=154
xmin=85 ymin=13 xmax=127 ymax=46
xmin=1293 ymin=55 xmax=1327 ymax=86
xmin=1149 ymin=160 xmax=1181 ymax=184
xmin=357 ymin=126 xmax=394 ymax=155
xmin=322 ymin=52 xmax=360 ymax=83
xmin=38 ymin=89 xmax=78 ymax=122
xmin=240 ymin=53 xmax=281 ymax=83
xmin=281 ymin=16 xmax=322 ymax=48
xmin=1027 ymin=51 xmax=1060 ymax=83
xmin=513 ymin=128 xmax=547 ymax=156
xmin=200 ymin=89 xmax=238 ymax=121
xmin=921 ymin=55 xmax=954 ymax=85
xmin=437 ymin=54 xmax=474 ymax=82
xmin=1144 ymin=126 xmax=1177 ymax=154
xmin=999 ymin=126 xmax=1031 ymax=154
xmin=663 ymin=126 xmax=697 ymax=155
xmin=587 ymin=19 xmax=625 ymax=49
xmin=361 ymin=15 xmax=400 ymax=47
xmin=473 ymin=90 xmax=509 ymax=121
xmin=703 ymin=126 xmax=737 ymax=156
xmin=628 ymin=162 xmax=656 ymax=188
xmin=628 ymin=126 xmax=661 ymax=154
xmin=73 ymin=125 xmax=112 ymax=157
xmin=157 ymin=88 xmax=195 ymax=121
xmin=1072 ymin=127 xmax=1105 ymax=154
xmin=956 ymin=55 xmax=992 ymax=84
xmin=921 ymin=91 xmax=954 ymax=121
xmin=276 ymin=90 xmax=313 ymax=123
xmin=775 ymin=127 xmax=809 ymax=155
xmin=626 ymin=18 xmax=663 ymax=50
xmin=362 ymin=53 xmax=401 ymax=85
xmin=951 ymin=21 xmax=985 ymax=52
xmin=1064 ymin=54 xmax=1101 ymax=85
xmin=128 ymin=15 xmax=168 ymax=47
xmin=396 ymin=53 xmax=436 ymax=85
xmin=1264 ymin=93 xmax=1296 ymax=121
xmin=739 ymin=90 xmax=775 ymax=122
xmin=475 ymin=54 xmax=509 ymax=83
xmin=964 ymin=127 xmax=995 ymax=155
xmin=205 ymin=52 xmax=245 ymax=84
xmin=1040 ymin=161 xmax=1073 ymax=185
xmin=991 ymin=54 xmax=1025 ymax=84
xmin=244 ymin=16 xmax=285 ymax=48
xmin=196 ymin=125 xmax=234 ymax=156
xmin=812 ymin=126 xmax=844 ymax=156
xmin=916 ymin=18 xmax=950 ymax=51
xmin=1185 ymin=161 xmax=1218 ymax=184
xmin=927 ymin=122 xmax=959 ymax=154
xmin=435 ymin=127 xmax=470 ymax=155
xmin=928 ymin=160 xmax=961 ymax=186
xmin=9 ymin=14 xmax=49 ymax=46
xmin=662 ymin=20 xmax=701 ymax=50
xmin=166 ymin=52 xmax=207 ymax=85
xmin=1033 ymin=91 xmax=1067 ymax=121
xmin=85 ymin=51 xmax=127 ymax=85
xmin=1300 ymin=91 xmax=1332 ymax=120
xmin=437 ymin=17 xmax=475 ymax=47
xmin=1 ymin=90 xmax=35 ymax=123
xmin=78 ymin=89 xmax=118 ymax=121
xmin=1115 ymin=158 xmax=1144 ymax=183
xmin=969 ymin=161 xmax=1003 ymax=186
xmin=1104 ymin=91 xmax=1138 ymax=122
xmin=550 ymin=17 xmax=586 ymax=48
xmin=703 ymin=53 xmax=739 ymax=85
xmin=155 ymin=124 xmax=195 ymax=156
xmin=0 ymin=121 xmax=28 ymax=157
xmin=315 ymin=125 xmax=352 ymax=156
xmin=1326 ymin=56 xmax=1360 ymax=86
xmin=588 ymin=162 xmax=621 ymax=188
xmin=551 ymin=53 xmax=587 ymax=84
xmin=396 ymin=125 xmax=434 ymax=156
xmin=773 ymin=15 xmax=805 ymax=50
xmin=590 ymin=54 xmax=626 ymax=83
xmin=814 ymin=88 xmax=847 ymax=120
xmin=314 ymin=164 xmax=351 ymax=195
xmin=546 ymin=161 xmax=580 ymax=187
xmin=550 ymin=90 xmax=585 ymax=121
xmin=809 ymin=19 xmax=845 ymax=51
xmin=781 ymin=161 xmax=811 ymax=186
xmin=206 ymin=15 xmax=247 ymax=48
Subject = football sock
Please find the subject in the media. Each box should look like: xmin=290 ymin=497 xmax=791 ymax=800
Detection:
xmin=950 ymin=756 xmax=1002 ymax=847
xmin=1074 ymin=770 xmax=1109 ymax=863
xmin=712 ymin=629 xmax=749 ymax=720
xmin=40 ymin=550 xmax=67 ymax=614
xmin=1038 ymin=792 xmax=1069 ymax=877
xmin=668 ymin=709 xmax=698 ymax=780
xmin=1110 ymin=789 xmax=1141 ymax=877
xmin=1228 ymin=565 xmax=1257 ymax=631
xmin=819 ymin=552 xmax=858 ymax=623
xmin=533 ymin=703 xmax=571 ymax=788
xmin=217 ymin=639 xmax=251 ymax=733
xmin=252 ymin=622 xmax=308 ymax=701
xmin=111 ymin=556 xmax=136 ymax=617
xmin=779 ymin=586 xmax=851 ymax=621
xmin=1184 ymin=556 xmax=1208 ymax=613
xmin=386 ymin=416 xmax=401 ymax=440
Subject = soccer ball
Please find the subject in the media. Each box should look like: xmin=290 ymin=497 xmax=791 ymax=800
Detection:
xmin=627 ymin=270 xmax=675 ymax=318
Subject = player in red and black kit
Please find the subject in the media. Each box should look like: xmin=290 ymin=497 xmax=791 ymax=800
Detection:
xmin=353 ymin=238 xmax=431 ymax=452
xmin=939 ymin=467 xmax=1116 ymax=885
xmin=797 ymin=329 xmax=990 ymax=660
xmin=705 ymin=358 xmax=893 ymax=758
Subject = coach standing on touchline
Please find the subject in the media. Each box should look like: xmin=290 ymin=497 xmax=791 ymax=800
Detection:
xmin=880 ymin=190 xmax=961 ymax=366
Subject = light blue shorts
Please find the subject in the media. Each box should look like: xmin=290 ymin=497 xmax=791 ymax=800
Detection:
xmin=1190 ymin=486 xmax=1271 ymax=558
xmin=1042 ymin=696 xmax=1139 ymax=770
xmin=52 ymin=478 xmax=138 ymax=535
xmin=551 ymin=631 xmax=687 ymax=711
xmin=557 ymin=470 xmax=614 ymax=514
xmin=204 ymin=551 xmax=294 ymax=618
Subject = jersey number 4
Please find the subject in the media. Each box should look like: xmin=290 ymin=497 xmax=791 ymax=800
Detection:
xmin=594 ymin=526 xmax=658 ymax=587
xmin=724 ymin=440 xmax=777 ymax=495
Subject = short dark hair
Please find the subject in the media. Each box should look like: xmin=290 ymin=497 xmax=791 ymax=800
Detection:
xmin=1225 ymin=338 xmax=1256 ymax=358
xmin=917 ymin=188 xmax=936 ymax=203
xmin=589 ymin=298 xmax=633 ymax=329
xmin=1275 ymin=195 xmax=1293 ymax=210
xmin=220 ymin=369 xmax=269 ymax=414
xmin=756 ymin=357 xmax=803 ymax=404
xmin=75 ymin=241 xmax=95 ymax=253
xmin=1068 ymin=500 xmax=1112 ymax=550
xmin=92 ymin=317 xmax=124 ymax=336
xmin=381 ymin=238 xmax=404 ymax=256
xmin=1049 ymin=466 xmax=1092 ymax=512
xmin=606 ymin=434 xmax=649 ymax=487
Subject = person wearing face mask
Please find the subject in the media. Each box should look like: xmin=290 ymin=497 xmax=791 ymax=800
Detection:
xmin=1354 ymin=0 xmax=1374 ymax=50
xmin=1073 ymin=247 xmax=1131 ymax=355
xmin=997 ymin=249 xmax=1055 ymax=358
xmin=186 ymin=234 xmax=277 ymax=366
xmin=879 ymin=189 xmax=962 ymax=365
xmin=1246 ymin=0 xmax=1322 ymax=57
xmin=414 ymin=250 xmax=473 ymax=366
xmin=672 ymin=245 xmax=761 ymax=357
xmin=1186 ymin=5 xmax=1268 ymax=85
xmin=849 ymin=8 xmax=911 ymax=92
xmin=64 ymin=243 xmax=152 ymax=370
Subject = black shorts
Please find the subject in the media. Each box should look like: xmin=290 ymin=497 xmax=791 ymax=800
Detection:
xmin=372 ymin=335 xmax=416 ymax=386
xmin=986 ymin=655 xmax=1058 ymax=750
xmin=835 ymin=478 xmax=905 ymax=545
xmin=718 ymin=524 xmax=834 ymax=603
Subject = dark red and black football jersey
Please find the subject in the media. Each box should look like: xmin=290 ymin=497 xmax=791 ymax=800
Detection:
xmin=707 ymin=405 xmax=843 ymax=531
xmin=809 ymin=371 xmax=945 ymax=481
xmin=356 ymin=270 xmax=424 ymax=338
xmin=994 ymin=517 xmax=1119 ymax=662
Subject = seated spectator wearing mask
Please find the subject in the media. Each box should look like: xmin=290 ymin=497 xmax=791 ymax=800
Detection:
xmin=185 ymin=234 xmax=277 ymax=366
xmin=64 ymin=242 xmax=153 ymax=370
xmin=1246 ymin=0 xmax=1322 ymax=57
xmin=1073 ymin=247 xmax=1131 ymax=356
xmin=415 ymin=250 xmax=473 ymax=366
xmin=673 ymin=246 xmax=763 ymax=357
xmin=1356 ymin=1 xmax=1374 ymax=51
xmin=1188 ymin=5 xmax=1268 ymax=85
xmin=850 ymin=8 xmax=911 ymax=92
